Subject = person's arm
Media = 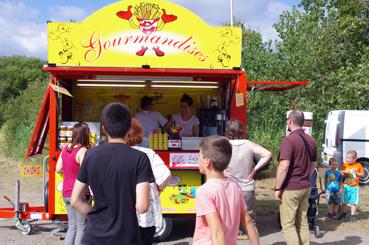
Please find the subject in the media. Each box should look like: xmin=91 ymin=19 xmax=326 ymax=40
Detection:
xmin=324 ymin=172 xmax=328 ymax=191
xmin=136 ymin=182 xmax=150 ymax=213
xmin=241 ymin=210 xmax=260 ymax=245
xmin=310 ymin=161 xmax=317 ymax=176
xmin=163 ymin=117 xmax=174 ymax=133
xmin=158 ymin=175 xmax=171 ymax=191
xmin=341 ymin=163 xmax=346 ymax=176
xmin=76 ymin=147 xmax=88 ymax=165
xmin=248 ymin=141 xmax=272 ymax=180
xmin=55 ymin=148 xmax=65 ymax=172
xmin=55 ymin=154 xmax=63 ymax=172
xmin=193 ymin=124 xmax=200 ymax=137
xmin=149 ymin=151 xmax=171 ymax=191
xmin=356 ymin=165 xmax=365 ymax=177
xmin=71 ymin=180 xmax=92 ymax=216
xmin=274 ymin=159 xmax=290 ymax=201
xmin=136 ymin=153 xmax=155 ymax=213
xmin=158 ymin=112 xmax=169 ymax=128
xmin=204 ymin=213 xmax=225 ymax=245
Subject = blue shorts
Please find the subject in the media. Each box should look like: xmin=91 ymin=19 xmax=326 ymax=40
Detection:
xmin=343 ymin=185 xmax=360 ymax=205
xmin=326 ymin=190 xmax=341 ymax=205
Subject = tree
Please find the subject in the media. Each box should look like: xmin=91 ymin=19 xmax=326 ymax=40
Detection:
xmin=245 ymin=0 xmax=369 ymax=149
xmin=0 ymin=56 xmax=47 ymax=125
xmin=1 ymin=78 xmax=48 ymax=158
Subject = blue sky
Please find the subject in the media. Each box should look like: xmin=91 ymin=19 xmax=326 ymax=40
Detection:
xmin=0 ymin=0 xmax=299 ymax=59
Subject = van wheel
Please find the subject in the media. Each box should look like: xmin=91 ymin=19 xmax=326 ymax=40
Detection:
xmin=153 ymin=217 xmax=172 ymax=242
xmin=358 ymin=160 xmax=369 ymax=185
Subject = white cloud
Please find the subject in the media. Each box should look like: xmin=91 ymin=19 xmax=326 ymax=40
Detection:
xmin=0 ymin=1 xmax=39 ymax=20
xmin=244 ymin=1 xmax=292 ymax=40
xmin=0 ymin=1 xmax=46 ymax=58
xmin=169 ymin=0 xmax=292 ymax=41
xmin=49 ymin=5 xmax=88 ymax=22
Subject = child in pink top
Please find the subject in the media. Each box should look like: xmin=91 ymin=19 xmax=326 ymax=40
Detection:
xmin=193 ymin=136 xmax=259 ymax=245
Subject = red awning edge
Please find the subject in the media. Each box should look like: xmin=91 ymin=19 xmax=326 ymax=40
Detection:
xmin=26 ymin=86 xmax=52 ymax=158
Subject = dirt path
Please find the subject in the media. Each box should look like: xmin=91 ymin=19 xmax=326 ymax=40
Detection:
xmin=0 ymin=154 xmax=44 ymax=208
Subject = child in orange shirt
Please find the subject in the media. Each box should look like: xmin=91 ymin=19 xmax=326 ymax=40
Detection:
xmin=337 ymin=150 xmax=364 ymax=222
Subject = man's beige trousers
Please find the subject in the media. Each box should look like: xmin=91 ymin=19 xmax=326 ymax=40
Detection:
xmin=280 ymin=188 xmax=311 ymax=245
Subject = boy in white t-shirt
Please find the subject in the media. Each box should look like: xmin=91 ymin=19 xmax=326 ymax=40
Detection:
xmin=135 ymin=96 xmax=168 ymax=136
xmin=193 ymin=136 xmax=259 ymax=245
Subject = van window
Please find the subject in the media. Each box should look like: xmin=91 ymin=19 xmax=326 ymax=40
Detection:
xmin=326 ymin=114 xmax=338 ymax=148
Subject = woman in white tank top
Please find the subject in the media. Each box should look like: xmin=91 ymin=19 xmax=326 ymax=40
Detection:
xmin=224 ymin=119 xmax=272 ymax=224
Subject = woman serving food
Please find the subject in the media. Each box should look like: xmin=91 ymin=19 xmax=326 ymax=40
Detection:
xmin=165 ymin=93 xmax=200 ymax=137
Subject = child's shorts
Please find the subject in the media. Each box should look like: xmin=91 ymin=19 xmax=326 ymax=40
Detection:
xmin=326 ymin=190 xmax=341 ymax=205
xmin=343 ymin=185 xmax=360 ymax=205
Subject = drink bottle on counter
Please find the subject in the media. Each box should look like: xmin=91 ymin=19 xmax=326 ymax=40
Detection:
xmin=168 ymin=128 xmax=182 ymax=151
xmin=153 ymin=128 xmax=159 ymax=150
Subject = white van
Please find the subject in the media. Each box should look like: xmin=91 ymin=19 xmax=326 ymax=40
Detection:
xmin=321 ymin=110 xmax=369 ymax=184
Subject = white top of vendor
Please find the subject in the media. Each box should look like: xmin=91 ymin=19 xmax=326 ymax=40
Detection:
xmin=135 ymin=110 xmax=168 ymax=136
xmin=172 ymin=113 xmax=200 ymax=137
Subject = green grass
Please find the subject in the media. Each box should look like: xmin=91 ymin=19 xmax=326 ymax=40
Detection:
xmin=248 ymin=124 xmax=285 ymax=179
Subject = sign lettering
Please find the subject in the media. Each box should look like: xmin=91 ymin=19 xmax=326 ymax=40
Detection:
xmin=21 ymin=165 xmax=43 ymax=177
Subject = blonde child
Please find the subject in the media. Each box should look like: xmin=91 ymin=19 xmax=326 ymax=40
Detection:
xmin=193 ymin=136 xmax=259 ymax=245
xmin=337 ymin=150 xmax=364 ymax=222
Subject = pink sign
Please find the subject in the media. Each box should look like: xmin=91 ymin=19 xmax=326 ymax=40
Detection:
xmin=169 ymin=152 xmax=199 ymax=168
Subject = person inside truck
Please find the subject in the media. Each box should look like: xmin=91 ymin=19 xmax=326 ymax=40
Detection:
xmin=165 ymin=93 xmax=200 ymax=137
xmin=135 ymin=96 xmax=169 ymax=136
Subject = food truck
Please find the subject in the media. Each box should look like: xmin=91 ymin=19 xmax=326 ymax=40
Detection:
xmin=0 ymin=0 xmax=309 ymax=239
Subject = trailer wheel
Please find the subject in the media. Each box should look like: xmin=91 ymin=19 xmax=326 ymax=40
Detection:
xmin=153 ymin=217 xmax=172 ymax=242
xmin=358 ymin=160 xmax=369 ymax=185
xmin=17 ymin=221 xmax=32 ymax=235
xmin=44 ymin=181 xmax=49 ymax=212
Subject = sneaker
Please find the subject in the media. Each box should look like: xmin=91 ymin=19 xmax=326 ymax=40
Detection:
xmin=237 ymin=233 xmax=249 ymax=240
xmin=337 ymin=212 xmax=347 ymax=220
xmin=349 ymin=215 xmax=356 ymax=223
xmin=237 ymin=230 xmax=249 ymax=240
xmin=326 ymin=212 xmax=334 ymax=218
xmin=332 ymin=212 xmax=337 ymax=219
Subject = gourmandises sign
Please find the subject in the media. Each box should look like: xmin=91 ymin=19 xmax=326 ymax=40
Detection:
xmin=48 ymin=0 xmax=242 ymax=69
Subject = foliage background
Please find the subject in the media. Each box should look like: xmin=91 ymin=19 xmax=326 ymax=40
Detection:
xmin=0 ymin=0 xmax=368 ymax=165
xmin=0 ymin=56 xmax=48 ymax=158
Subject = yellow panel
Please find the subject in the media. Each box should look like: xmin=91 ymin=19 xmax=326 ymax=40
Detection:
xmin=160 ymin=170 xmax=202 ymax=214
xmin=21 ymin=164 xmax=43 ymax=177
xmin=55 ymin=172 xmax=67 ymax=214
xmin=48 ymin=0 xmax=241 ymax=69
xmin=55 ymin=170 xmax=201 ymax=214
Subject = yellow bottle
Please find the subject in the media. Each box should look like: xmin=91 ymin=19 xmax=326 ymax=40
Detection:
xmin=163 ymin=133 xmax=168 ymax=150
xmin=158 ymin=132 xmax=163 ymax=150
xmin=149 ymin=133 xmax=154 ymax=149
xmin=153 ymin=130 xmax=159 ymax=150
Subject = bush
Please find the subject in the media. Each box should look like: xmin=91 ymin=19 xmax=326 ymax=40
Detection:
xmin=1 ymin=78 xmax=48 ymax=158
xmin=0 ymin=56 xmax=46 ymax=125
